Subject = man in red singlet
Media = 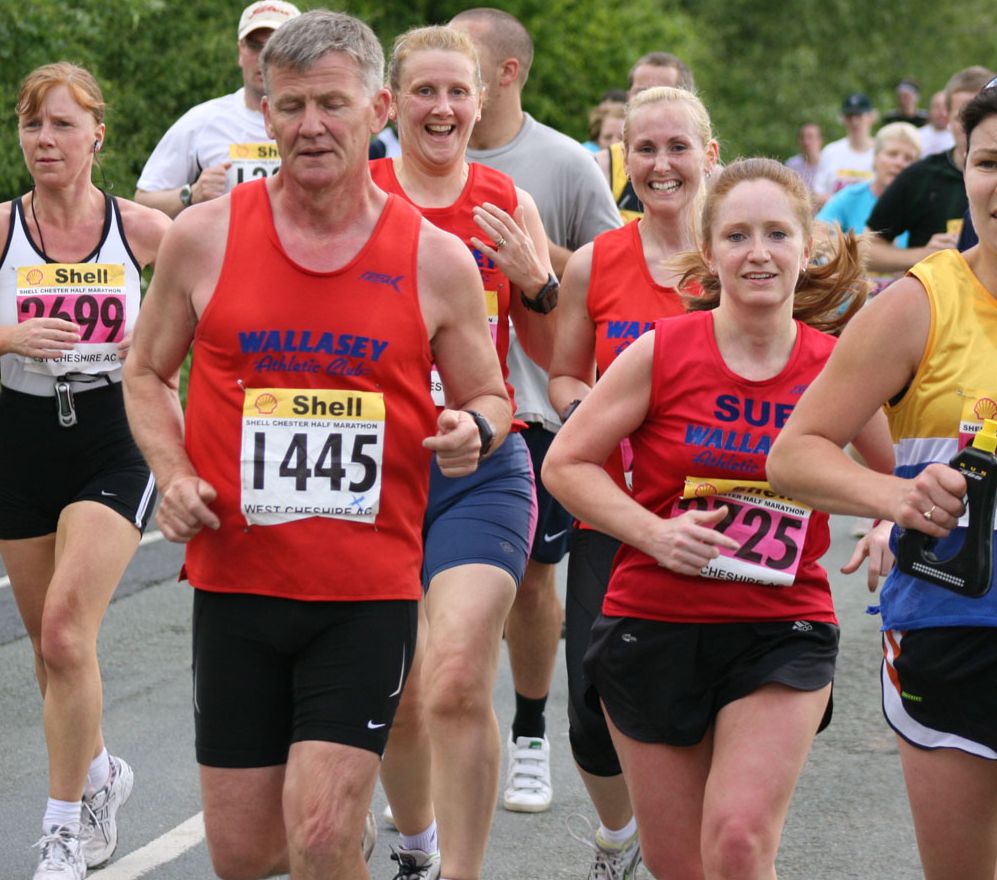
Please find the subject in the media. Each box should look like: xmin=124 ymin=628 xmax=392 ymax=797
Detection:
xmin=122 ymin=11 xmax=510 ymax=880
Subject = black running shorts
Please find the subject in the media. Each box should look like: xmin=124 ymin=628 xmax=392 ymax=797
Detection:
xmin=0 ymin=384 xmax=155 ymax=538
xmin=585 ymin=615 xmax=838 ymax=746
xmin=192 ymin=589 xmax=418 ymax=767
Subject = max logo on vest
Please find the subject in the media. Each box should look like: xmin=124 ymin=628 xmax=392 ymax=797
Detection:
xmin=360 ymin=271 xmax=404 ymax=293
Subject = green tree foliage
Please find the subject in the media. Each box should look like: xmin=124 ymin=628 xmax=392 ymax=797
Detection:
xmin=0 ymin=0 xmax=994 ymax=201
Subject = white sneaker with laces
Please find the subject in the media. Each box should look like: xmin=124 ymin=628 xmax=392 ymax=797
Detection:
xmin=33 ymin=823 xmax=87 ymax=880
xmin=389 ymin=847 xmax=442 ymax=880
xmin=502 ymin=733 xmax=552 ymax=812
xmin=81 ymin=755 xmax=133 ymax=868
xmin=567 ymin=814 xmax=643 ymax=880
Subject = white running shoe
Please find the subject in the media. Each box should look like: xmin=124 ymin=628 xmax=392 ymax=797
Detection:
xmin=389 ymin=847 xmax=442 ymax=879
xmin=363 ymin=808 xmax=377 ymax=862
xmin=33 ymin=823 xmax=87 ymax=880
xmin=590 ymin=826 xmax=642 ymax=880
xmin=81 ymin=755 xmax=133 ymax=868
xmin=568 ymin=814 xmax=643 ymax=880
xmin=502 ymin=734 xmax=552 ymax=812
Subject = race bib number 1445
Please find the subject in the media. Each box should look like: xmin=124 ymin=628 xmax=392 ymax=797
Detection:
xmin=240 ymin=387 xmax=385 ymax=526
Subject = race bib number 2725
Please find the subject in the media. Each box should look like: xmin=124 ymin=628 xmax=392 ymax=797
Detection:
xmin=670 ymin=478 xmax=812 ymax=586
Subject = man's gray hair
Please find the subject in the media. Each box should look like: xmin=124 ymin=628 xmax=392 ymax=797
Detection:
xmin=261 ymin=10 xmax=384 ymax=96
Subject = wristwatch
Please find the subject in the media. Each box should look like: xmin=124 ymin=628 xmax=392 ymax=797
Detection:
xmin=466 ymin=410 xmax=495 ymax=459
xmin=179 ymin=183 xmax=193 ymax=208
xmin=520 ymin=272 xmax=559 ymax=314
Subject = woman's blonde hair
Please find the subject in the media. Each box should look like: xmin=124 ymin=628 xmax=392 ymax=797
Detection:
xmin=677 ymin=157 xmax=867 ymax=335
xmin=388 ymin=25 xmax=482 ymax=95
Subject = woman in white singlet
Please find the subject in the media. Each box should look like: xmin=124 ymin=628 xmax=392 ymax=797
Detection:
xmin=0 ymin=63 xmax=169 ymax=880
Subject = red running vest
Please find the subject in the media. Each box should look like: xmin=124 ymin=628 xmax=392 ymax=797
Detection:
xmin=605 ymin=310 xmax=838 ymax=624
xmin=184 ymin=180 xmax=436 ymax=601
xmin=587 ymin=221 xmax=688 ymax=493
xmin=370 ymin=158 xmax=519 ymax=412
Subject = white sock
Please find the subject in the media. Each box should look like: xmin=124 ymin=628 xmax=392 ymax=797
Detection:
xmin=399 ymin=820 xmax=438 ymax=854
xmin=43 ymin=798 xmax=82 ymax=832
xmin=85 ymin=747 xmax=111 ymax=797
xmin=598 ymin=816 xmax=637 ymax=847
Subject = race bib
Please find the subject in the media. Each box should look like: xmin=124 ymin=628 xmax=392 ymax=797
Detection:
xmin=17 ymin=263 xmax=126 ymax=376
xmin=428 ymin=289 xmax=500 ymax=407
xmin=228 ymin=142 xmax=281 ymax=190
xmin=240 ymin=387 xmax=385 ymax=526
xmin=670 ymin=477 xmax=812 ymax=586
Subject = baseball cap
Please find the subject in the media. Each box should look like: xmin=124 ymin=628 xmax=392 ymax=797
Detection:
xmin=841 ymin=93 xmax=873 ymax=115
xmin=238 ymin=1 xmax=301 ymax=41
xmin=896 ymin=78 xmax=920 ymax=95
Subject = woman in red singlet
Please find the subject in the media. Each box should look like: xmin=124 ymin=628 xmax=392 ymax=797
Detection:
xmin=546 ymin=85 xmax=717 ymax=875
xmin=544 ymin=158 xmax=892 ymax=880
xmin=370 ymin=26 xmax=556 ymax=880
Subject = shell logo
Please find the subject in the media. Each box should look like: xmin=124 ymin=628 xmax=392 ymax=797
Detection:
xmin=974 ymin=398 xmax=997 ymax=421
xmin=25 ymin=268 xmax=44 ymax=285
xmin=234 ymin=144 xmax=252 ymax=158
xmin=694 ymin=482 xmax=718 ymax=497
xmin=254 ymin=392 xmax=278 ymax=415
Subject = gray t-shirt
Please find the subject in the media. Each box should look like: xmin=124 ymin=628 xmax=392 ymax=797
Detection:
xmin=468 ymin=114 xmax=620 ymax=429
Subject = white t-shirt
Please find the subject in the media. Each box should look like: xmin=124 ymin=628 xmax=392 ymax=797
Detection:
xmin=817 ymin=137 xmax=874 ymax=195
xmin=918 ymin=125 xmax=955 ymax=157
xmin=136 ymin=89 xmax=275 ymax=193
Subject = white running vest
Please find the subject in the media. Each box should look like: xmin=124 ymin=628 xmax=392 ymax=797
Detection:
xmin=0 ymin=194 xmax=142 ymax=396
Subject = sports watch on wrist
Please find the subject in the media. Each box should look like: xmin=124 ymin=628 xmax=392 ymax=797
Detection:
xmin=466 ymin=409 xmax=495 ymax=459
xmin=179 ymin=183 xmax=193 ymax=208
xmin=520 ymin=272 xmax=559 ymax=314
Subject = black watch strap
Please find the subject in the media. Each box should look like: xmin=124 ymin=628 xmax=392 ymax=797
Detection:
xmin=520 ymin=272 xmax=559 ymax=314
xmin=466 ymin=409 xmax=495 ymax=458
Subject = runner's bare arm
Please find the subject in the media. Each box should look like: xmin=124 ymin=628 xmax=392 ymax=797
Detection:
xmin=418 ymin=222 xmax=511 ymax=475
xmin=547 ymin=241 xmax=597 ymax=416
xmin=543 ymin=331 xmax=739 ymax=573
xmin=768 ymin=277 xmax=964 ymax=536
xmin=123 ymin=203 xmax=229 ymax=540
xmin=865 ymin=231 xmax=957 ymax=274
xmin=134 ymin=163 xmax=232 ymax=219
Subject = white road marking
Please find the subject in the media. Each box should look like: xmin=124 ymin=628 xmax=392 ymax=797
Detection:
xmin=0 ymin=531 xmax=164 ymax=594
xmin=96 ymin=811 xmax=205 ymax=879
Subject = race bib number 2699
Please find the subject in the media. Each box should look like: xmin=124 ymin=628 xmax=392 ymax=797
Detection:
xmin=240 ymin=387 xmax=385 ymax=526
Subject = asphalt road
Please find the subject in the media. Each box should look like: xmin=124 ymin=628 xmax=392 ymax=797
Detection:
xmin=0 ymin=515 xmax=924 ymax=879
